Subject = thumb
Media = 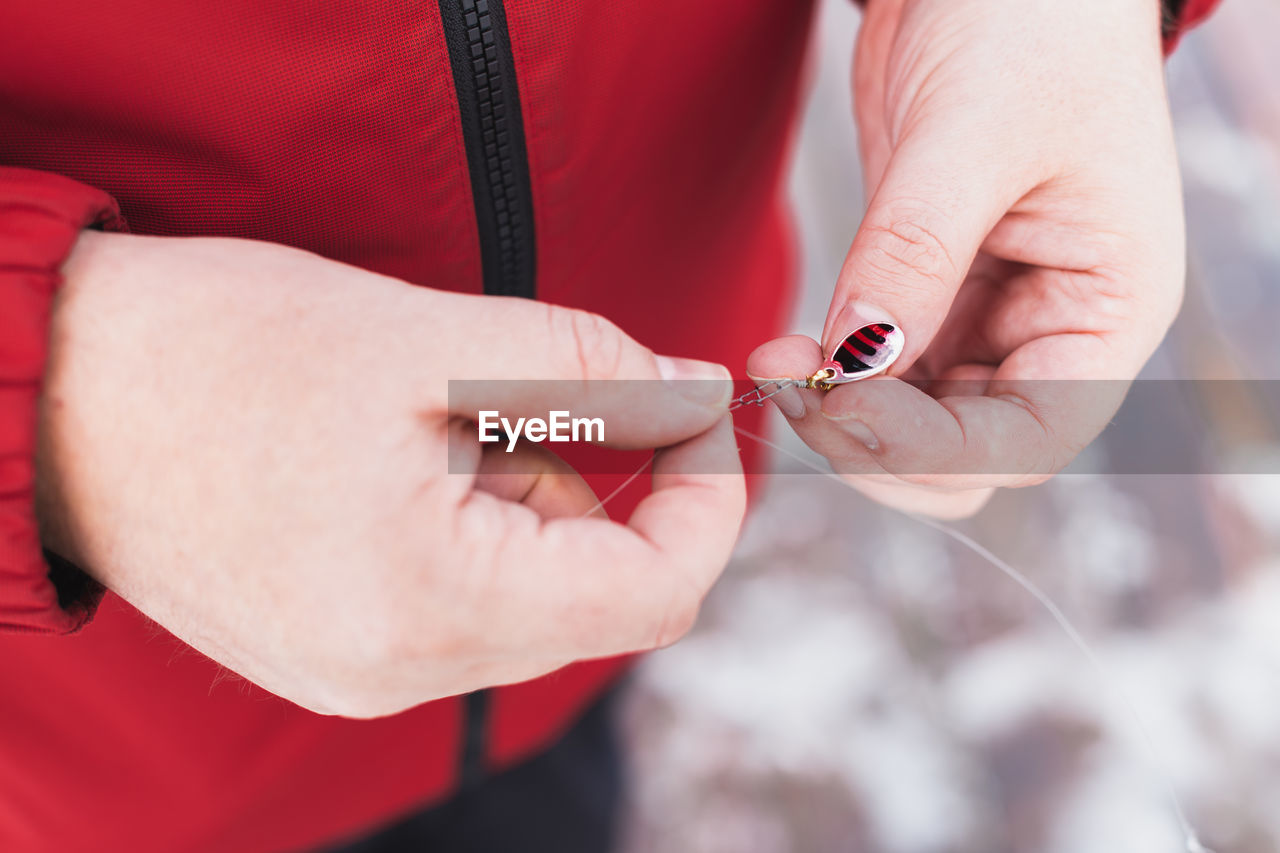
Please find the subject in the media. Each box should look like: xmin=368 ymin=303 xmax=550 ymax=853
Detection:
xmin=444 ymin=295 xmax=733 ymax=449
xmin=822 ymin=132 xmax=1024 ymax=372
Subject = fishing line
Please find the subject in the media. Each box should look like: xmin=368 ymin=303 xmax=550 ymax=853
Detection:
xmin=578 ymin=420 xmax=1213 ymax=853
xmin=581 ymin=454 xmax=653 ymax=518
xmin=727 ymin=423 xmax=1211 ymax=853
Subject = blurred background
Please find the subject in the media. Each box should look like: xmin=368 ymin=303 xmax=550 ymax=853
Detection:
xmin=619 ymin=2 xmax=1280 ymax=852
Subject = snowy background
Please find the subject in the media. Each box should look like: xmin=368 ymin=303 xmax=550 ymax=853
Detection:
xmin=620 ymin=2 xmax=1280 ymax=852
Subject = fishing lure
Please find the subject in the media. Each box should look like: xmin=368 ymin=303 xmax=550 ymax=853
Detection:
xmin=730 ymin=323 xmax=906 ymax=410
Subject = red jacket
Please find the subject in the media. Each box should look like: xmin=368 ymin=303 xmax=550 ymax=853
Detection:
xmin=0 ymin=1 xmax=1219 ymax=850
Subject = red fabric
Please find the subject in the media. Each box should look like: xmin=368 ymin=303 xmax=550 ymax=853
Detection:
xmin=0 ymin=169 xmax=122 ymax=635
xmin=0 ymin=1 xmax=809 ymax=850
xmin=1165 ymin=0 xmax=1223 ymax=52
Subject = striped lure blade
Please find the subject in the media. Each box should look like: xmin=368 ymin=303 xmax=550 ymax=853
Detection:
xmin=823 ymin=323 xmax=905 ymax=384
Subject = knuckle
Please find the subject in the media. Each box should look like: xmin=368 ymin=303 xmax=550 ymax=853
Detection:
xmin=990 ymin=390 xmax=1071 ymax=480
xmin=555 ymin=307 xmax=627 ymax=380
xmin=859 ymin=208 xmax=957 ymax=288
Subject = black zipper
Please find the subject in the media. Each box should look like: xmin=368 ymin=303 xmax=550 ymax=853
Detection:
xmin=439 ymin=0 xmax=537 ymax=299
xmin=437 ymin=0 xmax=535 ymax=787
xmin=457 ymin=689 xmax=490 ymax=789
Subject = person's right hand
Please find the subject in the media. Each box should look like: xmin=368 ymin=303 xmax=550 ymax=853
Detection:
xmin=35 ymin=232 xmax=744 ymax=718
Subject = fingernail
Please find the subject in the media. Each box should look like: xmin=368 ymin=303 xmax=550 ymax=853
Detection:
xmin=826 ymin=414 xmax=880 ymax=451
xmin=655 ymin=355 xmax=732 ymax=407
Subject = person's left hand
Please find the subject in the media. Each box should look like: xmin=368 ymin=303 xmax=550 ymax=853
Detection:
xmin=749 ymin=0 xmax=1185 ymax=518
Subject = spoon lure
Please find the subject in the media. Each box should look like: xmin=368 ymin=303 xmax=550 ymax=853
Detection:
xmin=730 ymin=323 xmax=905 ymax=410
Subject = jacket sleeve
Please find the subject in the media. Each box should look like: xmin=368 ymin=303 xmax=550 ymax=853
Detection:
xmin=0 ymin=167 xmax=125 ymax=635
xmin=1164 ymin=0 xmax=1222 ymax=53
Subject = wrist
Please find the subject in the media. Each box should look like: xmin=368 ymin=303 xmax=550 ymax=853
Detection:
xmin=36 ymin=229 xmax=136 ymax=568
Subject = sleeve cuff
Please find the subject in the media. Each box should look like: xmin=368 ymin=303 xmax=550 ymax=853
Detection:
xmin=0 ymin=167 xmax=125 ymax=635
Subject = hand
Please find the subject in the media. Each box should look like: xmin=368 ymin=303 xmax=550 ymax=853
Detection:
xmin=749 ymin=0 xmax=1184 ymax=517
xmin=36 ymin=232 xmax=744 ymax=717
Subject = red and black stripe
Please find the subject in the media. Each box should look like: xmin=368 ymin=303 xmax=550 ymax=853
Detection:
xmin=833 ymin=324 xmax=895 ymax=374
